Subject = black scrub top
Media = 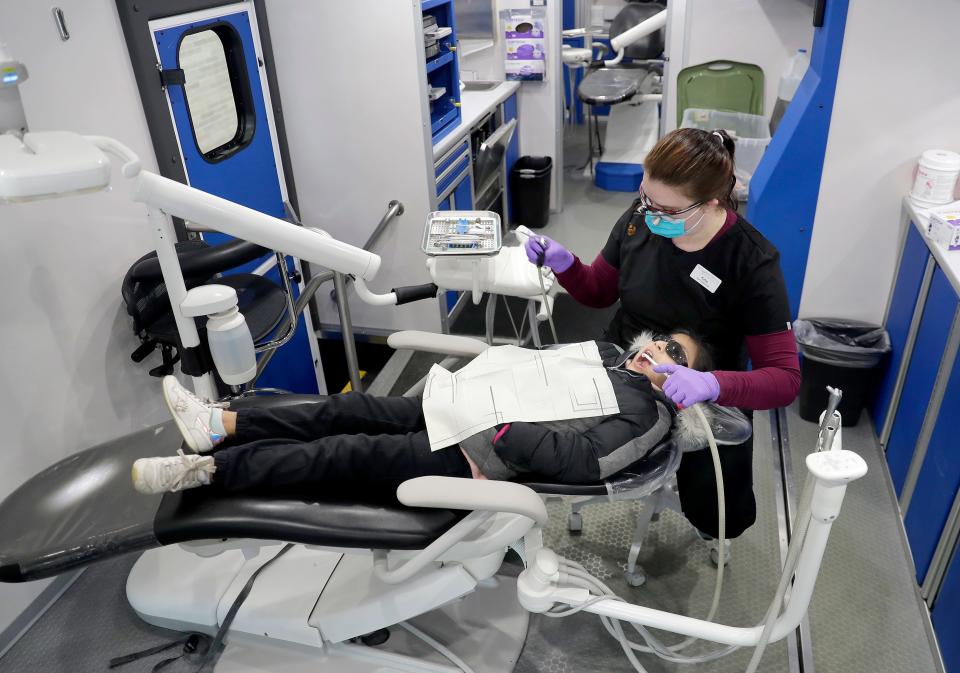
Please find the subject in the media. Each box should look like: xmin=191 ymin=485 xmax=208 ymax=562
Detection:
xmin=601 ymin=199 xmax=792 ymax=371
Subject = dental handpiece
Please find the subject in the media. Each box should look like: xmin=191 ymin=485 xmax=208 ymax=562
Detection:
xmin=535 ymin=237 xmax=559 ymax=344
xmin=816 ymin=386 xmax=843 ymax=452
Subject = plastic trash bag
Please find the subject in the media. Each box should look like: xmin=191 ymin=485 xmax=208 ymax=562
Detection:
xmin=794 ymin=318 xmax=891 ymax=367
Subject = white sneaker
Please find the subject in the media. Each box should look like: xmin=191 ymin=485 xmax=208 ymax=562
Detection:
xmin=132 ymin=450 xmax=216 ymax=495
xmin=162 ymin=376 xmax=225 ymax=453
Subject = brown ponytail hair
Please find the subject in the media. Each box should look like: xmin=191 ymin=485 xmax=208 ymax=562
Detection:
xmin=643 ymin=128 xmax=737 ymax=211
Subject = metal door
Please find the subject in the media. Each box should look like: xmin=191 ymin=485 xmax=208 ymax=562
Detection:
xmin=149 ymin=3 xmax=323 ymax=393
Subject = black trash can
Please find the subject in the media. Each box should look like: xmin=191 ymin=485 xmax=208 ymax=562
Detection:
xmin=510 ymin=156 xmax=552 ymax=229
xmin=795 ymin=318 xmax=891 ymax=426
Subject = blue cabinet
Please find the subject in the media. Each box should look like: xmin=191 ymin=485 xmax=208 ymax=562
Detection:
xmin=904 ymin=347 xmax=960 ymax=583
xmin=423 ymin=0 xmax=462 ymax=143
xmin=885 ymin=267 xmax=958 ymax=495
xmin=452 ymin=170 xmax=473 ymax=209
xmin=878 ymin=209 xmax=960 ymax=657
xmin=435 ymin=139 xmax=473 ymax=210
xmin=874 ymin=225 xmax=932 ymax=433
xmin=933 ymin=543 xmax=960 ymax=671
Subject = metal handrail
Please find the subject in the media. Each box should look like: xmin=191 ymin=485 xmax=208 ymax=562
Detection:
xmin=252 ymin=200 xmax=405 ymax=393
xmin=252 ymin=251 xmax=298 ymax=355
xmin=362 ymin=200 xmax=405 ymax=252
xmin=252 ymin=269 xmax=335 ymax=384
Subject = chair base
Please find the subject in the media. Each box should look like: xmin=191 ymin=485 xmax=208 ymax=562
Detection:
xmin=127 ymin=543 xmax=528 ymax=673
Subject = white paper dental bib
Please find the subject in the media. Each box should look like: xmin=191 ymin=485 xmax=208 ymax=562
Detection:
xmin=422 ymin=341 xmax=620 ymax=450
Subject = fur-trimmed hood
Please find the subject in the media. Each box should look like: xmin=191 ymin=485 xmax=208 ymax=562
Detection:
xmin=628 ymin=332 xmax=752 ymax=452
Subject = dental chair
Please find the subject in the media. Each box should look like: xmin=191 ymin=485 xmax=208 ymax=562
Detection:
xmin=0 ymin=133 xmax=867 ymax=672
xmin=0 ymin=387 xmax=862 ymax=673
xmin=571 ymin=1 xmax=666 ymax=184
xmin=0 ymin=388 xmax=692 ymax=672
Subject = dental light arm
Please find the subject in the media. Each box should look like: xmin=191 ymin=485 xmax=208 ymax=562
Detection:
xmin=85 ymin=135 xmax=141 ymax=178
xmin=134 ymin=171 xmax=381 ymax=281
xmin=0 ymin=132 xmax=413 ymax=397
xmin=604 ymin=9 xmax=666 ymax=66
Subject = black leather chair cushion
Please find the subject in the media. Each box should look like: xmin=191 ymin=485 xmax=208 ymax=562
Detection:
xmin=0 ymin=393 xmax=670 ymax=583
xmin=141 ymin=274 xmax=287 ymax=346
xmin=0 ymin=423 xmax=176 ymax=582
xmin=130 ymin=240 xmax=269 ymax=283
xmin=0 ymin=395 xmax=462 ymax=583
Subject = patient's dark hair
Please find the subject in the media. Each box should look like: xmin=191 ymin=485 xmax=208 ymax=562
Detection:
xmin=670 ymin=328 xmax=715 ymax=373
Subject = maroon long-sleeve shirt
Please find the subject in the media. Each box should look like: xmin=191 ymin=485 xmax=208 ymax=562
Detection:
xmin=556 ymin=212 xmax=800 ymax=410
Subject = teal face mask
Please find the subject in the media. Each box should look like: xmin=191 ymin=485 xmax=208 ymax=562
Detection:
xmin=644 ymin=208 xmax=706 ymax=239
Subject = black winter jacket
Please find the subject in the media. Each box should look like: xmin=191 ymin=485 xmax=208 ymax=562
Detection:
xmin=458 ymin=342 xmax=675 ymax=482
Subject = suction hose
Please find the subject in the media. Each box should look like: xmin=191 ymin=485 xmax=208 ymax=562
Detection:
xmin=543 ymin=401 xmax=732 ymax=669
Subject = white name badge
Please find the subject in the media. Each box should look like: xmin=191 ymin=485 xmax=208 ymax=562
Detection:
xmin=690 ymin=264 xmax=722 ymax=293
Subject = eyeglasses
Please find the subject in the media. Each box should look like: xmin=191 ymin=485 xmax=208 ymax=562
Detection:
xmin=652 ymin=333 xmax=689 ymax=368
xmin=638 ymin=187 xmax=703 ymax=218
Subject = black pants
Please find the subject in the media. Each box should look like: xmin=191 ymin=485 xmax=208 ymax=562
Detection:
xmin=676 ymin=429 xmax=756 ymax=539
xmin=211 ymin=393 xmax=471 ymax=493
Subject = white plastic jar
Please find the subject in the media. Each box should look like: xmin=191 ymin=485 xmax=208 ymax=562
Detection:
xmin=911 ymin=149 xmax=960 ymax=207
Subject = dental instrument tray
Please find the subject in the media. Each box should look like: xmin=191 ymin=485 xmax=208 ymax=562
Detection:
xmin=422 ymin=211 xmax=502 ymax=256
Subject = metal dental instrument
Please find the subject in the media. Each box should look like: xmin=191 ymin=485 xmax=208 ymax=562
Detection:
xmin=816 ymin=386 xmax=843 ymax=452
xmin=536 ymin=237 xmax=560 ymax=344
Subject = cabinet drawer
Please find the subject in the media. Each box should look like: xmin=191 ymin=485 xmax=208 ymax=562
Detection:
xmin=436 ymin=156 xmax=470 ymax=198
xmin=435 ymin=139 xmax=470 ymax=180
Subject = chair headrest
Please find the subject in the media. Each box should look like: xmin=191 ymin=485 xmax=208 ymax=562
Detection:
xmin=610 ymin=2 xmax=666 ymax=60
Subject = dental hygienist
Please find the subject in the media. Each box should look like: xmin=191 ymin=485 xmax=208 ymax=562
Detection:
xmin=525 ymin=128 xmax=801 ymax=539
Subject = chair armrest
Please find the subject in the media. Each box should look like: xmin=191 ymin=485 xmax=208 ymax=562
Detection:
xmin=397 ymin=476 xmax=548 ymax=526
xmin=387 ymin=331 xmax=489 ymax=357
xmin=131 ymin=240 xmax=269 ymax=282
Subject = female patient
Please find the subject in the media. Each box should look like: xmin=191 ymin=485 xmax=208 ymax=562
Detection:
xmin=132 ymin=332 xmax=713 ymax=496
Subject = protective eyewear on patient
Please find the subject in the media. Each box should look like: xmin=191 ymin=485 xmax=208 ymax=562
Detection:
xmin=638 ymin=188 xmax=703 ymax=217
xmin=651 ymin=333 xmax=689 ymax=368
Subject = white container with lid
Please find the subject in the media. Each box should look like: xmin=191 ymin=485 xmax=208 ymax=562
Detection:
xmin=778 ymin=49 xmax=809 ymax=102
xmin=911 ymin=149 xmax=960 ymax=207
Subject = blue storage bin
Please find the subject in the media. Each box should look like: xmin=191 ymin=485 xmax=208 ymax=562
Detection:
xmin=595 ymin=162 xmax=643 ymax=192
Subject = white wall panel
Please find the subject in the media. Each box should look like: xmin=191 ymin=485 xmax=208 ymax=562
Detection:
xmin=0 ymin=0 xmax=167 ymax=641
xmin=265 ymin=0 xmax=440 ymax=334
xmin=800 ymin=0 xmax=960 ymax=322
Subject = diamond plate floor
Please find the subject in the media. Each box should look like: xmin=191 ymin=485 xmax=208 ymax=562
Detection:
xmin=782 ymin=404 xmax=943 ymax=673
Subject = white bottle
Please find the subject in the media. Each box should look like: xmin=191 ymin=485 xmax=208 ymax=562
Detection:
xmin=778 ymin=48 xmax=809 ymax=102
xmin=770 ymin=48 xmax=810 ymax=135
xmin=206 ymin=306 xmax=257 ymax=386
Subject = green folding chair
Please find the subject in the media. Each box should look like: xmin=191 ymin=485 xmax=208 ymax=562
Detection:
xmin=676 ymin=60 xmax=764 ymax=127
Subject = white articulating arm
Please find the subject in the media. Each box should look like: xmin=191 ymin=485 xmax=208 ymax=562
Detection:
xmin=0 ymin=131 xmax=396 ymax=397
xmin=134 ymin=171 xmax=381 ymax=281
xmin=519 ymin=445 xmax=868 ymax=648
xmin=605 ymin=9 xmax=667 ymax=66
xmin=373 ymin=477 xmax=548 ymax=585
xmin=398 ymin=476 xmax=549 ymax=526
xmin=387 ymin=330 xmax=489 ymax=357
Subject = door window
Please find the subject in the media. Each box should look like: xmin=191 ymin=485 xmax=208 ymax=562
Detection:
xmin=179 ymin=26 xmax=254 ymax=161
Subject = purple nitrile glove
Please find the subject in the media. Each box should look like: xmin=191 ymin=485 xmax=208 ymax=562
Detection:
xmin=652 ymin=364 xmax=720 ymax=408
xmin=523 ymin=235 xmax=575 ymax=274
